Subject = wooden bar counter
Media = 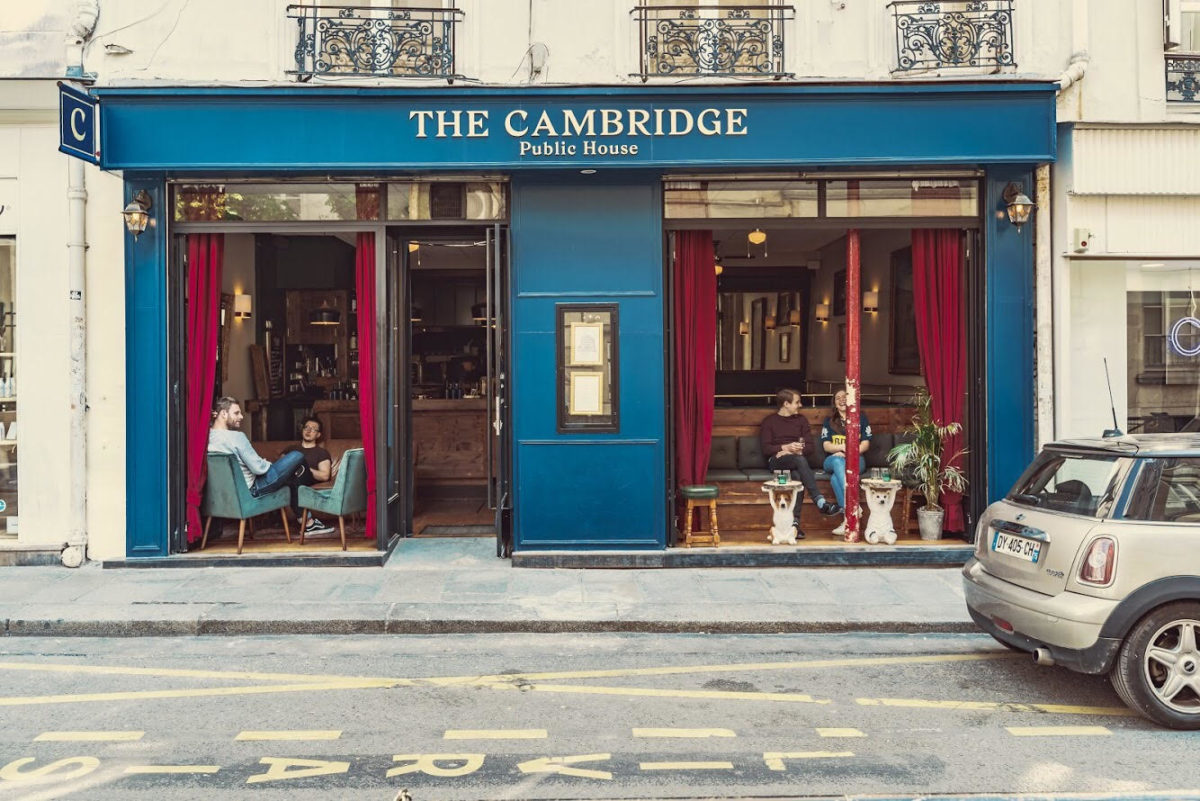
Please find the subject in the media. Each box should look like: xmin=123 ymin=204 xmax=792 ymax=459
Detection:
xmin=412 ymin=397 xmax=490 ymax=483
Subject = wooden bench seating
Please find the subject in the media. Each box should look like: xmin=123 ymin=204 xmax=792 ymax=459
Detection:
xmin=705 ymin=406 xmax=917 ymax=541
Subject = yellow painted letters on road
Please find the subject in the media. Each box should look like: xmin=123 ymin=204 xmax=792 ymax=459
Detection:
xmin=246 ymin=757 xmax=350 ymax=784
xmin=388 ymin=754 xmax=485 ymax=778
xmin=0 ymin=756 xmax=101 ymax=783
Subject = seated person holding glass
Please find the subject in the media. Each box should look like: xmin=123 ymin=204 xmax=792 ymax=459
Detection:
xmin=820 ymin=389 xmax=872 ymax=536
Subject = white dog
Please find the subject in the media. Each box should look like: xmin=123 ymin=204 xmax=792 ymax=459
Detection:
xmin=862 ymin=484 xmax=898 ymax=545
xmin=766 ymin=488 xmax=800 ymax=545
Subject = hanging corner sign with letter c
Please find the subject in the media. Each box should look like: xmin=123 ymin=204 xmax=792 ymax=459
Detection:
xmin=58 ymin=82 xmax=99 ymax=164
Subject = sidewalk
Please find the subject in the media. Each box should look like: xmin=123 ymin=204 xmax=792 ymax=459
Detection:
xmin=0 ymin=539 xmax=976 ymax=637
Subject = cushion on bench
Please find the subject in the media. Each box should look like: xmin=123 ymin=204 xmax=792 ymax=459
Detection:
xmin=708 ymin=436 xmax=738 ymax=470
xmin=706 ymin=469 xmax=749 ymax=481
xmin=736 ymin=436 xmax=768 ymax=471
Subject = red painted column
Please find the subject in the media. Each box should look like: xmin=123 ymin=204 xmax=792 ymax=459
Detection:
xmin=844 ymin=229 xmax=862 ymax=542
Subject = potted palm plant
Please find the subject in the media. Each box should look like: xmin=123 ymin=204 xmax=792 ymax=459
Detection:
xmin=888 ymin=390 xmax=967 ymax=540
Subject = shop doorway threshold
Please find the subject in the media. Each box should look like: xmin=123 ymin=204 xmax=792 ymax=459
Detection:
xmin=102 ymin=535 xmax=400 ymax=569
xmin=511 ymin=542 xmax=974 ymax=569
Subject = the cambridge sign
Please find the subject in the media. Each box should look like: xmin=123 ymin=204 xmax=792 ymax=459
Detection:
xmin=407 ymin=107 xmax=749 ymax=159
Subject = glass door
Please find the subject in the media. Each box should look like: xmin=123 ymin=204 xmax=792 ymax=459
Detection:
xmin=385 ymin=233 xmax=410 ymax=541
xmin=488 ymin=224 xmax=513 ymax=557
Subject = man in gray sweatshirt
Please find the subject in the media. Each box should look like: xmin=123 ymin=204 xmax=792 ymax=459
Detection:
xmin=208 ymin=396 xmax=306 ymax=497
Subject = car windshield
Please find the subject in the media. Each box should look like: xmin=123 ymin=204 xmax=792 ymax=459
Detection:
xmin=1007 ymin=450 xmax=1122 ymax=517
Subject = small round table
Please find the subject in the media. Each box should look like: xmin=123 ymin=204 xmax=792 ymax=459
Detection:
xmin=761 ymin=480 xmax=804 ymax=545
xmin=860 ymin=478 xmax=902 ymax=545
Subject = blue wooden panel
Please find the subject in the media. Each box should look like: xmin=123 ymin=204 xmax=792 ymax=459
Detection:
xmin=985 ymin=168 xmax=1037 ymax=504
xmin=510 ymin=173 xmax=667 ymax=549
xmin=515 ymin=441 xmax=666 ymax=549
xmin=93 ymin=85 xmax=1056 ymax=171
xmin=124 ymin=177 xmax=170 ymax=557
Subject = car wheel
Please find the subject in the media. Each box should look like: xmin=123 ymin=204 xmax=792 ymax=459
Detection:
xmin=1110 ymin=602 xmax=1200 ymax=729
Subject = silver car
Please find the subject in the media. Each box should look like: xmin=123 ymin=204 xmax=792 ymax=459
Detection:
xmin=963 ymin=435 xmax=1200 ymax=729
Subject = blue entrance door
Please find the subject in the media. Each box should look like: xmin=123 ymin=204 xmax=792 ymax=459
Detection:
xmin=509 ymin=173 xmax=667 ymax=550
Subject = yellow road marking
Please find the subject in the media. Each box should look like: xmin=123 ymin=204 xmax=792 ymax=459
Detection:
xmin=124 ymin=765 xmax=221 ymax=774
xmin=34 ymin=731 xmax=144 ymax=742
xmin=817 ymin=728 xmax=865 ymax=738
xmin=430 ymin=651 xmax=1017 ymax=685
xmin=1007 ymin=726 xmax=1112 ymax=736
xmin=764 ymin=751 xmax=855 ymax=770
xmin=640 ymin=761 xmax=734 ymax=770
xmin=517 ymin=754 xmax=611 ymax=780
xmin=443 ymin=729 xmax=546 ymax=740
xmin=0 ymin=680 xmax=396 ymax=707
xmin=0 ymin=661 xmax=404 ymax=686
xmin=857 ymin=697 xmax=1135 ymax=717
xmin=633 ymin=727 xmax=736 ymax=738
xmin=236 ymin=730 xmax=342 ymax=741
xmin=489 ymin=682 xmax=829 ymax=704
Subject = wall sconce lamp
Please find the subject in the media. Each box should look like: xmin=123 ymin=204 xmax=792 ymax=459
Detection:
xmin=815 ymin=303 xmax=830 ymax=323
xmin=788 ymin=309 xmax=801 ymax=326
xmin=863 ymin=290 xmax=879 ymax=314
xmin=121 ymin=190 xmax=153 ymax=240
xmin=738 ymin=321 xmax=750 ymax=336
xmin=1002 ymin=182 xmax=1035 ymax=232
xmin=764 ymin=314 xmax=776 ymax=331
xmin=233 ymin=294 xmax=252 ymax=320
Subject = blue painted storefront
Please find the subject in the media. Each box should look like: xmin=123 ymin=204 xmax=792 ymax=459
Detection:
xmin=93 ymin=84 xmax=1056 ymax=558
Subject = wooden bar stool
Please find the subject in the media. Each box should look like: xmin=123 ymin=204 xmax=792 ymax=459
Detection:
xmin=679 ymin=484 xmax=720 ymax=547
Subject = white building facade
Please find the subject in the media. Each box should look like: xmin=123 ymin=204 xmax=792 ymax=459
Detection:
xmin=1054 ymin=2 xmax=1200 ymax=441
xmin=0 ymin=1 xmax=1105 ymax=563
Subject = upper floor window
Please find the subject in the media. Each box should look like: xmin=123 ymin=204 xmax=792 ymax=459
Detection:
xmin=631 ymin=0 xmax=794 ymax=80
xmin=288 ymin=2 xmax=463 ymax=81
xmin=1165 ymin=0 xmax=1200 ymax=101
xmin=888 ymin=1 xmax=1016 ymax=74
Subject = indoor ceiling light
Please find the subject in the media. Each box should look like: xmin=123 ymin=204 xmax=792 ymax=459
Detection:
xmin=747 ymin=228 xmax=767 ymax=245
xmin=308 ymin=301 xmax=341 ymax=326
xmin=408 ymin=242 xmax=420 ymax=252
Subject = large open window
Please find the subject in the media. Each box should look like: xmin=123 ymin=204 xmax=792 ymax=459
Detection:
xmin=666 ymin=175 xmax=982 ymax=544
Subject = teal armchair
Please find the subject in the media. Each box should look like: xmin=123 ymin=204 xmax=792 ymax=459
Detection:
xmin=201 ymin=453 xmax=292 ymax=554
xmin=297 ymin=447 xmax=367 ymax=550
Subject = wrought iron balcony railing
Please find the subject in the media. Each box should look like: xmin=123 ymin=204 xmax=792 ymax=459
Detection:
xmin=889 ymin=1 xmax=1016 ymax=73
xmin=631 ymin=4 xmax=794 ymax=80
xmin=1167 ymin=54 xmax=1200 ymax=102
xmin=288 ymin=5 xmax=463 ymax=80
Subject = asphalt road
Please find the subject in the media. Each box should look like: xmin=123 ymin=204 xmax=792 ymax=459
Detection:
xmin=1 ymin=633 xmax=1197 ymax=800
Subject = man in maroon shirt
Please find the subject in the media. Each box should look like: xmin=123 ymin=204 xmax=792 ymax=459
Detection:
xmin=760 ymin=388 xmax=841 ymax=538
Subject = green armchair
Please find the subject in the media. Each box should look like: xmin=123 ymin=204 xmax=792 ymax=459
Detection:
xmin=297 ymin=447 xmax=367 ymax=550
xmin=201 ymin=453 xmax=292 ymax=554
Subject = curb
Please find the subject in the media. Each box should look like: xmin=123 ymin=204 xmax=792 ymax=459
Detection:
xmin=2 ymin=617 xmax=979 ymax=637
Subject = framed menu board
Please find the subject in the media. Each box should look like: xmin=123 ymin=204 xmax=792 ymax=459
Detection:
xmin=556 ymin=303 xmax=619 ymax=432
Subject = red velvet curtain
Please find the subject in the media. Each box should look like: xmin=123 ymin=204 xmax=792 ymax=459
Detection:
xmin=912 ymin=229 xmax=966 ymax=532
xmin=673 ymin=230 xmax=716 ymax=486
xmin=185 ymin=233 xmax=224 ymax=544
xmin=355 ymin=233 xmax=377 ymax=539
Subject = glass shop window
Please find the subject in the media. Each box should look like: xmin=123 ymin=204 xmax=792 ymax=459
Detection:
xmin=1126 ymin=262 xmax=1200 ymax=434
xmin=0 ymin=239 xmax=16 ymax=539
xmin=664 ymin=180 xmax=818 ymax=219
xmin=825 ymin=180 xmax=979 ymax=218
xmin=174 ymin=184 xmax=381 ymax=223
xmin=386 ymin=182 xmax=507 ymax=221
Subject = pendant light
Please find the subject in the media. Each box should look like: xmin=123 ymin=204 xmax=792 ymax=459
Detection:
xmin=308 ymin=300 xmax=341 ymax=326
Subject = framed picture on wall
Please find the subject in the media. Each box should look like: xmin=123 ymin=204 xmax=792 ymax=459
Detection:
xmin=779 ymin=332 xmax=791 ymax=363
xmin=837 ymin=323 xmax=846 ymax=362
xmin=889 ymin=246 xmax=922 ymax=375
xmin=833 ymin=269 xmax=846 ymax=317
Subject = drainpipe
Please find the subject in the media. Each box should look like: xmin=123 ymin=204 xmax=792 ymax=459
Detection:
xmin=61 ymin=0 xmax=100 ymax=569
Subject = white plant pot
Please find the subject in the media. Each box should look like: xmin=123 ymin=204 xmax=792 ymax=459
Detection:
xmin=916 ymin=507 xmax=944 ymax=541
